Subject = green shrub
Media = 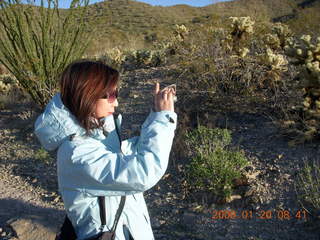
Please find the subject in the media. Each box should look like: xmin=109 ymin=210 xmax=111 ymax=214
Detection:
xmin=295 ymin=159 xmax=320 ymax=215
xmin=34 ymin=148 xmax=52 ymax=164
xmin=185 ymin=125 xmax=248 ymax=202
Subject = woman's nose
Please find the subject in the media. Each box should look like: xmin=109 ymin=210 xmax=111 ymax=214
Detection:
xmin=113 ymin=98 xmax=119 ymax=107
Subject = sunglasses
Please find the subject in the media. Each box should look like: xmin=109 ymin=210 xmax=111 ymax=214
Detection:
xmin=101 ymin=88 xmax=119 ymax=103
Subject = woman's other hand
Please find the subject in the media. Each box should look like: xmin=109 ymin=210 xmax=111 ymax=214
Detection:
xmin=153 ymin=82 xmax=175 ymax=112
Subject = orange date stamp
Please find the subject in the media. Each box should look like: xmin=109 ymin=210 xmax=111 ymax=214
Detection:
xmin=211 ymin=209 xmax=308 ymax=220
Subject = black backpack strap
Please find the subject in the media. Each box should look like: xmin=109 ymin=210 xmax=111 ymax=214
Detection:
xmin=96 ymin=114 xmax=126 ymax=234
xmin=98 ymin=196 xmax=106 ymax=228
xmin=97 ymin=196 xmax=126 ymax=233
xmin=111 ymin=196 xmax=126 ymax=232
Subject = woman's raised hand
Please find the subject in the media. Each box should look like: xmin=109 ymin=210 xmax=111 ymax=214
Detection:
xmin=153 ymin=82 xmax=175 ymax=112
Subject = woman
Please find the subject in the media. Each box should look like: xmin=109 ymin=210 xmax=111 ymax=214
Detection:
xmin=34 ymin=60 xmax=177 ymax=240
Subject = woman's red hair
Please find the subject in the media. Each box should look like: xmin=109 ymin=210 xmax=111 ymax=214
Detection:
xmin=59 ymin=59 xmax=119 ymax=134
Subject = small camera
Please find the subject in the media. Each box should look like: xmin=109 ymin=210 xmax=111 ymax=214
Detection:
xmin=161 ymin=84 xmax=177 ymax=102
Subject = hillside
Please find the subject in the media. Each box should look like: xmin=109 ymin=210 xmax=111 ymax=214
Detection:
xmin=0 ymin=0 xmax=319 ymax=53
xmin=81 ymin=0 xmax=209 ymax=52
xmin=80 ymin=0 xmax=320 ymax=53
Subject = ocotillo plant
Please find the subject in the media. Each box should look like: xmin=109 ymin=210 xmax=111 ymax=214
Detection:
xmin=0 ymin=0 xmax=91 ymax=107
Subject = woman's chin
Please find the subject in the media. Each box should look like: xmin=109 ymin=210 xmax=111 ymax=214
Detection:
xmin=95 ymin=112 xmax=113 ymax=119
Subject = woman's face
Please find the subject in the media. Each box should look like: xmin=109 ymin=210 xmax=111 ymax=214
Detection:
xmin=94 ymin=97 xmax=118 ymax=118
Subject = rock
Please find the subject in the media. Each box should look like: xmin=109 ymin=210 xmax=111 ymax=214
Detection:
xmin=227 ymin=194 xmax=242 ymax=203
xmin=245 ymin=170 xmax=261 ymax=180
xmin=159 ymin=220 xmax=166 ymax=225
xmin=233 ymin=176 xmax=248 ymax=186
xmin=7 ymin=215 xmax=59 ymax=240
xmin=53 ymin=196 xmax=61 ymax=203
xmin=172 ymin=209 xmax=179 ymax=215
xmin=182 ymin=212 xmax=197 ymax=226
xmin=283 ymin=173 xmax=291 ymax=180
xmin=151 ymin=218 xmax=162 ymax=229
xmin=154 ymin=233 xmax=167 ymax=239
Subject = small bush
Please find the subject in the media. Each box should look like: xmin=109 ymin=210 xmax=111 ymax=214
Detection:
xmin=93 ymin=47 xmax=167 ymax=72
xmin=122 ymin=49 xmax=166 ymax=70
xmin=34 ymin=148 xmax=52 ymax=165
xmin=295 ymin=159 xmax=320 ymax=215
xmin=185 ymin=125 xmax=248 ymax=202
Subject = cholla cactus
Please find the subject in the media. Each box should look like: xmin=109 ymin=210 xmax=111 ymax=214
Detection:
xmin=272 ymin=23 xmax=291 ymax=37
xmin=229 ymin=17 xmax=255 ymax=38
xmin=285 ymin=35 xmax=320 ymax=87
xmin=123 ymin=49 xmax=149 ymax=69
xmin=107 ymin=47 xmax=125 ymax=66
xmin=123 ymin=49 xmax=166 ymax=70
xmin=263 ymin=48 xmax=288 ymax=72
xmin=91 ymin=48 xmax=125 ymax=70
xmin=259 ymin=48 xmax=288 ymax=83
xmin=264 ymin=34 xmax=281 ymax=50
xmin=239 ymin=47 xmax=250 ymax=58
xmin=223 ymin=17 xmax=255 ymax=57
xmin=158 ymin=24 xmax=190 ymax=58
xmin=264 ymin=23 xmax=292 ymax=50
xmin=149 ymin=50 xmax=166 ymax=66
xmin=173 ymin=24 xmax=189 ymax=43
xmin=133 ymin=49 xmax=152 ymax=65
xmin=273 ymin=23 xmax=292 ymax=49
xmin=156 ymin=41 xmax=176 ymax=55
xmin=284 ymin=35 xmax=320 ymax=140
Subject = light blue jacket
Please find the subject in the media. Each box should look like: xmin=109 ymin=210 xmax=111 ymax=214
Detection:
xmin=34 ymin=93 xmax=177 ymax=240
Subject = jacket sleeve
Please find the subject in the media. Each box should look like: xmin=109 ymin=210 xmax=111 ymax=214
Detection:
xmin=57 ymin=110 xmax=177 ymax=196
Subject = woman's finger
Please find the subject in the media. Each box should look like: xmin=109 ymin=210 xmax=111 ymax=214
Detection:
xmin=167 ymin=89 xmax=173 ymax=101
xmin=162 ymin=89 xmax=168 ymax=101
xmin=154 ymin=82 xmax=160 ymax=95
xmin=171 ymin=87 xmax=176 ymax=95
